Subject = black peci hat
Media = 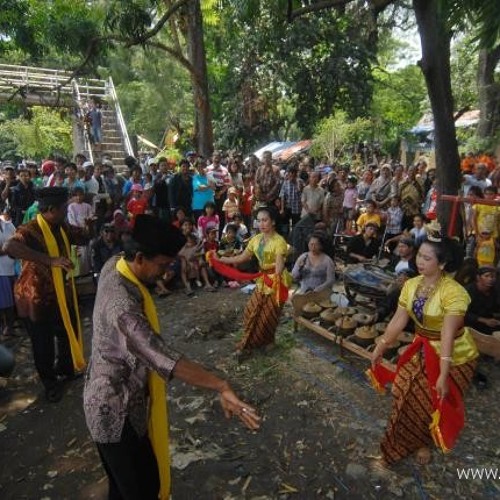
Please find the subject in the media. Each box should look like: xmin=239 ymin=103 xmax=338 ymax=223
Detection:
xmin=132 ymin=215 xmax=186 ymax=257
xmin=35 ymin=187 xmax=69 ymax=209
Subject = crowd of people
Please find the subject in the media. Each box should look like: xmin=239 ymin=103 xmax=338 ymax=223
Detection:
xmin=0 ymin=146 xmax=500 ymax=497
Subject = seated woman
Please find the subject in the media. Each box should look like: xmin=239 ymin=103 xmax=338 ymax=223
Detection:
xmin=291 ymin=231 xmax=335 ymax=294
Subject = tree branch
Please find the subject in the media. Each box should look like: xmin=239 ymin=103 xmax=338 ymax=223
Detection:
xmin=288 ymin=0 xmax=394 ymax=21
xmin=143 ymin=40 xmax=196 ymax=81
xmin=138 ymin=0 xmax=191 ymax=44
xmin=288 ymin=0 xmax=351 ymax=21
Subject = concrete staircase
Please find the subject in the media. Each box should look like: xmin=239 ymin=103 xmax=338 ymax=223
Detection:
xmin=0 ymin=63 xmax=133 ymax=171
xmin=73 ymin=77 xmax=133 ymax=172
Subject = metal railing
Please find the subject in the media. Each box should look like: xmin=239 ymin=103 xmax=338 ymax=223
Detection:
xmin=72 ymin=80 xmax=94 ymax=164
xmin=0 ymin=63 xmax=134 ymax=160
xmin=106 ymin=77 xmax=133 ymax=156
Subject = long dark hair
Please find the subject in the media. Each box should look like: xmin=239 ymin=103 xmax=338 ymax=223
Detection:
xmin=420 ymin=237 xmax=464 ymax=273
xmin=256 ymin=205 xmax=278 ymax=223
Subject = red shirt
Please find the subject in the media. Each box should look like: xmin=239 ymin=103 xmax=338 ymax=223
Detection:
xmin=240 ymin=189 xmax=253 ymax=216
xmin=127 ymin=198 xmax=148 ymax=227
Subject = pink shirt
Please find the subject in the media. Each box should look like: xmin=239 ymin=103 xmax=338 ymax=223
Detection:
xmin=197 ymin=214 xmax=220 ymax=239
xmin=343 ymin=187 xmax=358 ymax=209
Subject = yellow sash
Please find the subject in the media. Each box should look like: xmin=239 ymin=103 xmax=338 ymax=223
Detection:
xmin=36 ymin=214 xmax=85 ymax=371
xmin=115 ymin=257 xmax=171 ymax=499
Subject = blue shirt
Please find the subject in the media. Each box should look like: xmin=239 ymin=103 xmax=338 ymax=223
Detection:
xmin=192 ymin=174 xmax=214 ymax=210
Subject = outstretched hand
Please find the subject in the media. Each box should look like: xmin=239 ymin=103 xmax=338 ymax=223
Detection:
xmin=219 ymin=388 xmax=261 ymax=430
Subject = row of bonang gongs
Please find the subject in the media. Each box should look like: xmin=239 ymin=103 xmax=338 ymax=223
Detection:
xmin=301 ymin=299 xmax=414 ymax=359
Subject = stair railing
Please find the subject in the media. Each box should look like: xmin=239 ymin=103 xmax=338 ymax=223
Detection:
xmin=106 ymin=77 xmax=134 ymax=157
xmin=72 ymin=79 xmax=94 ymax=164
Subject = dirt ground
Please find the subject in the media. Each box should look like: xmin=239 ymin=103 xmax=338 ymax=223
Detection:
xmin=1 ymin=285 xmax=500 ymax=500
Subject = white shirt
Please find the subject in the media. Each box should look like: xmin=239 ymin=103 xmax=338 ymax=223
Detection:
xmin=463 ymin=175 xmax=492 ymax=196
xmin=0 ymin=219 xmax=16 ymax=276
xmin=84 ymin=177 xmax=100 ymax=195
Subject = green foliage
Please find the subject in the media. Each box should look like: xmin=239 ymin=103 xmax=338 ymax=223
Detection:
xmin=0 ymin=0 xmax=104 ymax=68
xmin=446 ymin=0 xmax=500 ymax=49
xmin=105 ymin=45 xmax=194 ymax=148
xmin=206 ymin=1 xmax=376 ymax=149
xmin=371 ymin=64 xmax=427 ymax=154
xmin=311 ymin=111 xmax=373 ymax=163
xmin=458 ymin=131 xmax=499 ymax=155
xmin=0 ymin=106 xmax=72 ymax=159
xmin=450 ymin=35 xmax=479 ymax=111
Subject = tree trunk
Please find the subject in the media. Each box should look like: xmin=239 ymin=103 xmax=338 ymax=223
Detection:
xmin=476 ymin=45 xmax=500 ymax=140
xmin=413 ymin=0 xmax=461 ymax=236
xmin=184 ymin=0 xmax=213 ymax=157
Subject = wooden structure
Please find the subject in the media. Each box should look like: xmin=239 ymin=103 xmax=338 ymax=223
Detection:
xmin=291 ymin=289 xmax=500 ymax=368
xmin=290 ymin=289 xmax=396 ymax=372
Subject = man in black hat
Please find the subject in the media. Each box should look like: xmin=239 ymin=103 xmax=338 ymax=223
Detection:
xmin=84 ymin=215 xmax=260 ymax=499
xmin=3 ymin=187 xmax=92 ymax=402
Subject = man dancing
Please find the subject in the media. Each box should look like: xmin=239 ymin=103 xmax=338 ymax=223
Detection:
xmin=83 ymin=215 xmax=260 ymax=499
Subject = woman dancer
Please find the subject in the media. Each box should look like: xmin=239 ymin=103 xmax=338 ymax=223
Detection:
xmin=215 ymin=206 xmax=291 ymax=358
xmin=370 ymin=223 xmax=478 ymax=465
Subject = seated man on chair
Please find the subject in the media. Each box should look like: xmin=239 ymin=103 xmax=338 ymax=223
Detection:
xmin=465 ymin=265 xmax=500 ymax=335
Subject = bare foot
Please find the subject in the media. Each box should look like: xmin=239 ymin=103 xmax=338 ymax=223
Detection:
xmin=415 ymin=447 xmax=432 ymax=465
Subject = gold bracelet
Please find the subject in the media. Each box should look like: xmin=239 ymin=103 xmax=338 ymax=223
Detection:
xmin=440 ymin=356 xmax=452 ymax=362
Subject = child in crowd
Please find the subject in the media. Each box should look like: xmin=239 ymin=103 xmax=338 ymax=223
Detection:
xmin=172 ymin=207 xmax=187 ymax=229
xmin=181 ymin=219 xmax=197 ymax=239
xmin=356 ymin=199 xmax=381 ymax=232
xmin=113 ymin=209 xmax=130 ymax=235
xmin=219 ymin=224 xmax=243 ymax=257
xmin=342 ymin=175 xmax=358 ymax=233
xmin=67 ymin=186 xmax=94 ymax=275
xmin=67 ymin=187 xmax=93 ymax=227
xmin=223 ymin=212 xmax=249 ymax=244
xmin=126 ymin=184 xmax=148 ymax=227
xmin=222 ymin=187 xmax=240 ymax=224
xmin=203 ymin=227 xmax=219 ymax=253
xmin=197 ymin=201 xmax=220 ymax=239
xmin=472 ymin=186 xmax=500 ymax=239
xmin=239 ymin=175 xmax=254 ymax=231
xmin=203 ymin=227 xmax=225 ymax=287
xmin=475 ymin=228 xmax=496 ymax=267
xmin=384 ymin=196 xmax=404 ymax=243
xmin=178 ymin=233 xmax=215 ymax=295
